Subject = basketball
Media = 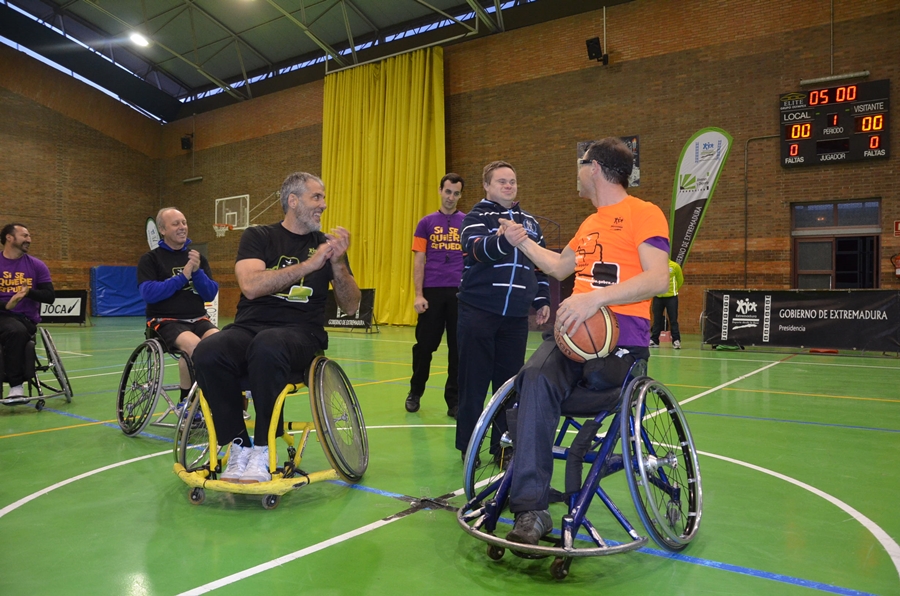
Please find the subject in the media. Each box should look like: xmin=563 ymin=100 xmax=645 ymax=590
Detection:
xmin=554 ymin=306 xmax=620 ymax=362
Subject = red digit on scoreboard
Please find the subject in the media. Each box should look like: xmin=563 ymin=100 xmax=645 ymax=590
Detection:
xmin=870 ymin=136 xmax=880 ymax=149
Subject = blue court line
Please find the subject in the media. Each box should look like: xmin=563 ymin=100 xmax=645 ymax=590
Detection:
xmin=38 ymin=405 xmax=173 ymax=442
xmin=329 ymin=480 xmax=408 ymax=500
xmin=685 ymin=410 xmax=900 ymax=433
xmin=495 ymin=515 xmax=876 ymax=595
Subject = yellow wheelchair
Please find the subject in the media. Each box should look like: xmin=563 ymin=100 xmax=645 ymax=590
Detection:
xmin=172 ymin=355 xmax=368 ymax=509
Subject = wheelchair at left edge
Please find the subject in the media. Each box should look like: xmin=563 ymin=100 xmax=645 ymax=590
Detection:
xmin=457 ymin=359 xmax=702 ymax=580
xmin=172 ymin=355 xmax=368 ymax=510
xmin=0 ymin=327 xmax=72 ymax=411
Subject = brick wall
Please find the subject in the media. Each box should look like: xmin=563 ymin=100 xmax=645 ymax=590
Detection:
xmin=444 ymin=0 xmax=900 ymax=332
xmin=2 ymin=0 xmax=897 ymax=331
xmin=0 ymin=85 xmax=158 ymax=299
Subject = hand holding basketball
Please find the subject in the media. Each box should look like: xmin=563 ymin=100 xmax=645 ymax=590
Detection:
xmin=554 ymin=306 xmax=619 ymax=362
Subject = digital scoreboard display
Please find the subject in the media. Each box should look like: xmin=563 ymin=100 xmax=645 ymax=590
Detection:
xmin=779 ymin=79 xmax=889 ymax=168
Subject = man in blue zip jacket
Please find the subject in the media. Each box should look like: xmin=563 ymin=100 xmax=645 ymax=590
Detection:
xmin=455 ymin=161 xmax=550 ymax=461
xmin=138 ymin=208 xmax=219 ymax=403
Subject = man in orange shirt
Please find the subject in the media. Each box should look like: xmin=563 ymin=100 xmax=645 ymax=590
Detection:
xmin=497 ymin=137 xmax=670 ymax=545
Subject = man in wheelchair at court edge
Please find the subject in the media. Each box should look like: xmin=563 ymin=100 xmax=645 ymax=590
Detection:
xmin=497 ymin=138 xmax=670 ymax=545
xmin=138 ymin=208 xmax=219 ymax=406
xmin=192 ymin=172 xmax=360 ymax=484
xmin=0 ymin=223 xmax=55 ymax=399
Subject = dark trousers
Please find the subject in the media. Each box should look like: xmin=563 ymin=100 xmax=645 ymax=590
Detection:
xmin=650 ymin=295 xmax=680 ymax=342
xmin=455 ymin=301 xmax=529 ymax=452
xmin=0 ymin=314 xmax=36 ymax=386
xmin=410 ymin=286 xmax=459 ymax=408
xmin=192 ymin=324 xmax=322 ymax=447
xmin=509 ymin=338 xmax=649 ymax=513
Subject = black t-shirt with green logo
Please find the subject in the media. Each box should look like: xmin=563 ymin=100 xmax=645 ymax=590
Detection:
xmin=234 ymin=223 xmax=338 ymax=342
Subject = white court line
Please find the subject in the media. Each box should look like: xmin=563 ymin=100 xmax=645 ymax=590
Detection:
xmin=177 ymin=517 xmax=404 ymax=596
xmin=700 ymin=450 xmax=900 ymax=580
xmin=677 ymin=359 xmax=783 ymax=407
xmin=653 ymin=352 xmax=900 ymax=370
xmin=0 ymin=450 xmax=170 ymax=519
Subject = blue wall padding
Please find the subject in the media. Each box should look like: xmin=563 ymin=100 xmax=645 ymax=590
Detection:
xmin=90 ymin=266 xmax=144 ymax=316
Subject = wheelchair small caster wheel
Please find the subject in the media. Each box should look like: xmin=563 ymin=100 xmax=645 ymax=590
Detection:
xmin=35 ymin=399 xmax=45 ymax=411
xmin=550 ymin=557 xmax=571 ymax=580
xmin=189 ymin=488 xmax=205 ymax=505
xmin=262 ymin=494 xmax=280 ymax=510
xmin=487 ymin=544 xmax=505 ymax=560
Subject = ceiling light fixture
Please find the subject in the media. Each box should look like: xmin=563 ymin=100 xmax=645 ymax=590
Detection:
xmin=129 ymin=32 xmax=149 ymax=47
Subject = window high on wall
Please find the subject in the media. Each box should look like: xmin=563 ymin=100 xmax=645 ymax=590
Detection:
xmin=792 ymin=200 xmax=881 ymax=289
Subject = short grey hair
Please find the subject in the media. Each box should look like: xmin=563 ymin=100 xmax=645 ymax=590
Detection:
xmin=156 ymin=207 xmax=180 ymax=231
xmin=280 ymin=172 xmax=324 ymax=213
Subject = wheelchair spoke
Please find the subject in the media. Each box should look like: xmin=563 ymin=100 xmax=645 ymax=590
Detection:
xmin=622 ymin=378 xmax=702 ymax=551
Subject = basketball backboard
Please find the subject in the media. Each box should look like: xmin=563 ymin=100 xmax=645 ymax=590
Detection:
xmin=215 ymin=195 xmax=250 ymax=230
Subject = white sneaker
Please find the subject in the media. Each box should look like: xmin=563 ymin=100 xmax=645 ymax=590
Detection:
xmin=649 ymin=341 xmax=659 ymax=348
xmin=8 ymin=385 xmax=25 ymax=397
xmin=240 ymin=445 xmax=272 ymax=484
xmin=220 ymin=440 xmax=251 ymax=483
xmin=673 ymin=340 xmax=681 ymax=349
xmin=242 ymin=410 xmax=251 ymax=420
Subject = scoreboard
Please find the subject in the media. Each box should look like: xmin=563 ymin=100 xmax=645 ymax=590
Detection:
xmin=779 ymin=79 xmax=889 ymax=168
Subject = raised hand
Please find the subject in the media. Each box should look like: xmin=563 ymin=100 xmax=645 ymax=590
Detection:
xmin=325 ymin=226 xmax=351 ymax=264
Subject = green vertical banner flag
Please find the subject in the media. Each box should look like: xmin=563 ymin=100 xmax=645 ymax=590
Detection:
xmin=670 ymin=127 xmax=733 ymax=268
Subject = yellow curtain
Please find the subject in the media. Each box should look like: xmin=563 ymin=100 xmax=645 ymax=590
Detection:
xmin=321 ymin=47 xmax=445 ymax=326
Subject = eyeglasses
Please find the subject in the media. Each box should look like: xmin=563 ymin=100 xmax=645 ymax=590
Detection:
xmin=578 ymin=158 xmax=629 ymax=175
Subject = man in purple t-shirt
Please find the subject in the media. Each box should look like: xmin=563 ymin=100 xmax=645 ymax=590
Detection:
xmin=0 ymin=223 xmax=55 ymax=398
xmin=406 ymin=173 xmax=466 ymax=417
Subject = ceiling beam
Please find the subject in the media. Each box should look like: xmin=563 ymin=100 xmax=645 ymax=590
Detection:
xmin=339 ymin=1 xmax=358 ymax=64
xmin=180 ymin=0 xmax=274 ymax=69
xmin=412 ymin=0 xmax=477 ymax=33
xmin=263 ymin=0 xmax=348 ymax=68
xmin=463 ymin=0 xmax=500 ymax=33
xmin=81 ymin=0 xmax=249 ymax=101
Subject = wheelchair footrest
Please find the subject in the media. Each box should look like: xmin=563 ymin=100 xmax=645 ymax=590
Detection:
xmin=457 ymin=505 xmax=648 ymax=558
xmin=174 ymin=463 xmax=339 ymax=496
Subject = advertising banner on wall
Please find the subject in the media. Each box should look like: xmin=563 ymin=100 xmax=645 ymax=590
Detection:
xmin=325 ymin=289 xmax=376 ymax=330
xmin=670 ymin=128 xmax=733 ymax=267
xmin=703 ymin=289 xmax=900 ymax=352
xmin=40 ymin=290 xmax=88 ymax=324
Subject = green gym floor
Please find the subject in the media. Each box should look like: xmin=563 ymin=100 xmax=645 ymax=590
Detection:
xmin=1 ymin=317 xmax=898 ymax=595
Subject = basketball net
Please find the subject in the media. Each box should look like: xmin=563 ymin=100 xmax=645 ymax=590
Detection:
xmin=213 ymin=224 xmax=232 ymax=238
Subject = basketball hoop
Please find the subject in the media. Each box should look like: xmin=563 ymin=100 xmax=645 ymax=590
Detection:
xmin=213 ymin=224 xmax=232 ymax=238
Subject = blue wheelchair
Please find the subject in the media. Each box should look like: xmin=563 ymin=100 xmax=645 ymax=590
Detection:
xmin=457 ymin=360 xmax=702 ymax=579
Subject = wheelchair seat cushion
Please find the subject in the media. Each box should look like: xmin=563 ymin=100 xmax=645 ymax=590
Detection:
xmin=560 ymin=385 xmax=622 ymax=417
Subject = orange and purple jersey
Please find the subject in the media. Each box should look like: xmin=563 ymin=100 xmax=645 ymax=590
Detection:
xmin=567 ymin=196 xmax=669 ymax=343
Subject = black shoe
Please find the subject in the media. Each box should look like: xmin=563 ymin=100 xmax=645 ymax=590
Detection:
xmin=447 ymin=404 xmax=458 ymax=419
xmin=506 ymin=510 xmax=553 ymax=545
xmin=405 ymin=393 xmax=421 ymax=413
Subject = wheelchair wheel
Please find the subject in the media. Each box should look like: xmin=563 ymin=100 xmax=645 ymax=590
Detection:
xmin=174 ymin=388 xmax=212 ymax=472
xmin=116 ymin=340 xmax=164 ymax=436
xmin=463 ymin=376 xmax=517 ymax=501
xmin=620 ymin=377 xmax=702 ymax=551
xmin=40 ymin=328 xmax=73 ymax=402
xmin=309 ymin=357 xmax=368 ymax=482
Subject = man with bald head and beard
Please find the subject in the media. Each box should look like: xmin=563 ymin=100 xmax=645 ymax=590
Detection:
xmin=193 ymin=171 xmax=361 ymax=484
